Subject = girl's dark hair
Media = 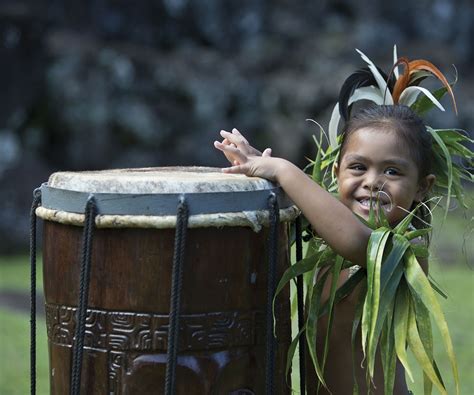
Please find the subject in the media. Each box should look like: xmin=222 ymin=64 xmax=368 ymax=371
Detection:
xmin=338 ymin=105 xmax=434 ymax=239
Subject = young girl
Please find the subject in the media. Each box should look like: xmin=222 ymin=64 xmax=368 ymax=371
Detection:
xmin=214 ymin=45 xmax=473 ymax=393
xmin=214 ymin=104 xmax=437 ymax=394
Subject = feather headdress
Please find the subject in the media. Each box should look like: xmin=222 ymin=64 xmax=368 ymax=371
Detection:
xmin=329 ymin=46 xmax=458 ymax=148
xmin=326 ymin=46 xmax=472 ymax=211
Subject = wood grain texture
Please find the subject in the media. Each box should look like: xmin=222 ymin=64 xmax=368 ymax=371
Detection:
xmin=43 ymin=221 xmax=292 ymax=394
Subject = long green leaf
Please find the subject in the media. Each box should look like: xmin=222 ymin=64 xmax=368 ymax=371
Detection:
xmin=274 ymin=254 xmax=319 ymax=300
xmin=303 ymin=244 xmax=335 ymax=307
xmin=411 ymin=244 xmax=429 ymax=259
xmin=410 ymin=283 xmax=435 ymax=395
xmin=367 ymin=249 xmax=405 ymax=378
xmin=367 ymin=234 xmax=410 ymax=382
xmin=272 ymin=254 xmax=319 ymax=336
xmin=404 ymin=228 xmax=431 ymax=241
xmin=363 ymin=228 xmax=391 ymax=359
xmin=305 ymin=269 xmax=331 ymax=388
xmin=407 ymin=302 xmax=447 ymax=394
xmin=362 ymin=228 xmax=391 ymax=356
xmin=312 ymin=133 xmax=323 ymax=183
xmin=285 ymin=327 xmax=305 ymax=385
xmin=393 ymin=208 xmax=417 ymax=235
xmin=405 ymin=251 xmax=459 ymax=394
xmin=367 ymin=233 xmax=410 ymax=366
xmin=381 ymin=301 xmax=396 ymax=395
xmin=318 ymin=267 xmax=365 ymax=317
xmin=428 ymin=277 xmax=448 ymax=299
xmin=380 ymin=234 xmax=411 ymax=293
xmin=321 ymin=256 xmax=344 ymax=372
xmin=351 ymin=282 xmax=367 ymax=395
xmin=429 ymin=127 xmax=454 ymax=216
xmin=393 ymin=280 xmax=414 ymax=382
xmin=411 ymin=85 xmax=449 ymax=115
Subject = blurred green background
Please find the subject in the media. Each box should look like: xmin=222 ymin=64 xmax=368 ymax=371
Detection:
xmin=0 ymin=206 xmax=472 ymax=394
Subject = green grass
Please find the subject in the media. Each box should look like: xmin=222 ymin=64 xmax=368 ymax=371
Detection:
xmin=406 ymin=264 xmax=474 ymax=394
xmin=400 ymin=207 xmax=473 ymax=394
xmin=0 ymin=255 xmax=43 ymax=291
xmin=0 ymin=308 xmax=49 ymax=395
xmin=0 ymin=256 xmax=49 ymax=394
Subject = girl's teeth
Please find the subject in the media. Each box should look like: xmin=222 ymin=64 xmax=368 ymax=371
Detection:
xmin=360 ymin=199 xmax=385 ymax=207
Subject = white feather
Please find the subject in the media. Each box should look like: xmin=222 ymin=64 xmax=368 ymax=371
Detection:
xmin=328 ymin=87 xmax=386 ymax=148
xmin=356 ymin=49 xmax=394 ymax=105
xmin=393 ymin=44 xmax=399 ymax=80
xmin=399 ymin=86 xmax=446 ymax=111
xmin=328 ymin=102 xmax=340 ymax=149
xmin=348 ymin=86 xmax=385 ymax=106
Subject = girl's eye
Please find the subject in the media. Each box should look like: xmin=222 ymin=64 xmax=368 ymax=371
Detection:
xmin=385 ymin=168 xmax=399 ymax=176
xmin=349 ymin=164 xmax=365 ymax=171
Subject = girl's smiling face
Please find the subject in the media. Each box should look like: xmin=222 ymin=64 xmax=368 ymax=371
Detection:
xmin=336 ymin=127 xmax=435 ymax=225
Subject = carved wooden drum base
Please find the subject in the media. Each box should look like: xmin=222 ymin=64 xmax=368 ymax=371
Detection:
xmin=39 ymin=168 xmax=296 ymax=394
xmin=45 ymin=303 xmax=289 ymax=394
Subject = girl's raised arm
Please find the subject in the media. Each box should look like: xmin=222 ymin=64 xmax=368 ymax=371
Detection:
xmin=214 ymin=131 xmax=371 ymax=266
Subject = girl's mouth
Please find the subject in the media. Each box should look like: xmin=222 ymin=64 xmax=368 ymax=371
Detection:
xmin=357 ymin=198 xmax=392 ymax=212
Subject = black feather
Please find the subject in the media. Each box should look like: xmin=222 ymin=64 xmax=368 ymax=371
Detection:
xmin=338 ymin=67 xmax=394 ymax=121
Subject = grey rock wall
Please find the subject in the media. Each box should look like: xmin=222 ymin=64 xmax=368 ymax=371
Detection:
xmin=1 ymin=0 xmax=472 ymax=252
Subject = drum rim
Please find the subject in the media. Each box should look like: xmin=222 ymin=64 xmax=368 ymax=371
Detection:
xmin=40 ymin=182 xmax=294 ymax=217
xmin=35 ymin=204 xmax=300 ymax=231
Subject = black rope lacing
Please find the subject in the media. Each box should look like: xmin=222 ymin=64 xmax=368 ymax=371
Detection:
xmin=70 ymin=195 xmax=97 ymax=395
xmin=295 ymin=216 xmax=306 ymax=394
xmin=30 ymin=188 xmax=42 ymax=395
xmin=165 ymin=197 xmax=189 ymax=395
xmin=265 ymin=192 xmax=279 ymax=395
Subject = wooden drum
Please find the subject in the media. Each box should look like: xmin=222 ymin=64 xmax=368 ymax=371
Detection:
xmin=36 ymin=167 xmax=299 ymax=394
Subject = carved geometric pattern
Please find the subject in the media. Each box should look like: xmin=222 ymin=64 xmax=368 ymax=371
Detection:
xmin=108 ymin=351 xmax=125 ymax=395
xmin=45 ymin=303 xmax=290 ymax=352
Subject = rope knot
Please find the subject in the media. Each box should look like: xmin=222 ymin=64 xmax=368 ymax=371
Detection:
xmin=32 ymin=187 xmax=42 ymax=201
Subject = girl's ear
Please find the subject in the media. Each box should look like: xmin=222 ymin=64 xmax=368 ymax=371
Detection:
xmin=334 ymin=162 xmax=340 ymax=179
xmin=415 ymin=174 xmax=436 ymax=202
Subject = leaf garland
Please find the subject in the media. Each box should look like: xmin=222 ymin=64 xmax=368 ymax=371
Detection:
xmin=276 ymin=208 xmax=460 ymax=394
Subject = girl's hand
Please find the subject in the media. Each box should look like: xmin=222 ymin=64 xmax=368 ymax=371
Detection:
xmin=215 ymin=128 xmax=270 ymax=165
xmin=214 ymin=128 xmax=279 ymax=181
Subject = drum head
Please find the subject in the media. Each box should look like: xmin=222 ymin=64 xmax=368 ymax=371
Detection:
xmin=37 ymin=167 xmax=299 ymax=229
xmin=48 ymin=167 xmax=279 ymax=194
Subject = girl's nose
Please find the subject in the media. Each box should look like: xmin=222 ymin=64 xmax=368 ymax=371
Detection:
xmin=363 ymin=171 xmax=383 ymax=191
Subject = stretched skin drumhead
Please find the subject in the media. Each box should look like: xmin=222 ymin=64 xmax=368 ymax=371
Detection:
xmin=47 ymin=167 xmax=275 ymax=194
xmin=37 ymin=167 xmax=299 ymax=229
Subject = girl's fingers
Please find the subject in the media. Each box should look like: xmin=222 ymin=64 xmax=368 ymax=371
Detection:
xmin=222 ymin=138 xmax=236 ymax=148
xmin=214 ymin=141 xmax=248 ymax=163
xmin=214 ymin=140 xmax=237 ymax=152
xmin=215 ymin=140 xmax=239 ymax=165
xmin=219 ymin=129 xmax=265 ymax=158
xmin=232 ymin=128 xmax=249 ymax=143
xmin=221 ymin=163 xmax=248 ymax=174
xmin=220 ymin=129 xmax=248 ymax=147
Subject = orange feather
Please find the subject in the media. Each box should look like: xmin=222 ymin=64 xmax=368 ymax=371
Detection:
xmin=408 ymin=59 xmax=457 ymax=114
xmin=391 ymin=57 xmax=410 ymax=103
